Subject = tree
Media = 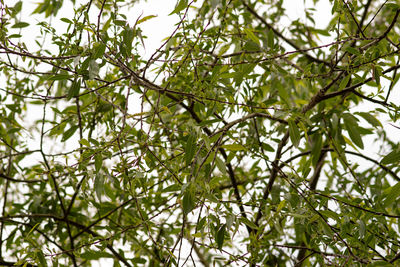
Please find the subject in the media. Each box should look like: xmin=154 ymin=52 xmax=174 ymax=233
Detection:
xmin=1 ymin=0 xmax=400 ymax=265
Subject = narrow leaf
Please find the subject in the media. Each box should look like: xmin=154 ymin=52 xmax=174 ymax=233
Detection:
xmin=288 ymin=120 xmax=301 ymax=147
xmin=216 ymin=224 xmax=226 ymax=250
xmin=381 ymin=149 xmax=400 ymax=165
xmin=215 ymin=156 xmax=227 ymax=175
xmin=94 ymin=172 xmax=104 ymax=202
xmin=239 ymin=217 xmax=258 ymax=230
xmin=244 ymin=28 xmax=260 ymax=45
xmin=92 ymin=43 xmax=106 ymax=59
xmin=67 ymin=78 xmax=81 ymax=100
xmin=338 ymin=74 xmax=351 ymax=91
xmin=343 ymin=114 xmax=363 ymax=149
xmin=220 ymin=144 xmax=246 ymax=151
xmin=48 ymin=74 xmax=71 ymax=81
xmin=170 ymin=0 xmax=188 ymax=15
xmin=185 ymin=133 xmax=196 ymax=165
xmin=94 ymin=153 xmax=102 ymax=173
xmin=345 ymin=46 xmax=360 ymax=55
xmin=182 ymin=190 xmax=195 ymax=214
xmin=356 ymin=112 xmax=382 ymax=128
xmin=267 ymin=29 xmax=274 ymax=48
xmin=384 ymin=182 xmax=400 ymax=207
xmin=12 ymin=22 xmax=29 ymax=28
xmin=137 ymin=15 xmax=157 ymax=24
xmin=61 ymin=126 xmax=78 ymax=142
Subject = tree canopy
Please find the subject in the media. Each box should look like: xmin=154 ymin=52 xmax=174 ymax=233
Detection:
xmin=1 ymin=0 xmax=400 ymax=266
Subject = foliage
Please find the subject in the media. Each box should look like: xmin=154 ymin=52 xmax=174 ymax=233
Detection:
xmin=1 ymin=0 xmax=400 ymax=266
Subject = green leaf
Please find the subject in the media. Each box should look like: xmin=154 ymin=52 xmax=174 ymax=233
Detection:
xmin=60 ymin=18 xmax=72 ymax=24
xmin=79 ymin=138 xmax=90 ymax=147
xmin=67 ymin=78 xmax=81 ymax=100
xmin=356 ymin=112 xmax=382 ymax=128
xmin=311 ymin=133 xmax=323 ymax=166
xmin=345 ymin=46 xmax=360 ymax=56
xmin=343 ymin=113 xmax=363 ymax=149
xmin=267 ymin=29 xmax=274 ymax=48
xmin=216 ymin=224 xmax=226 ymax=250
xmin=384 ymin=182 xmax=400 ymax=207
xmin=288 ymin=120 xmax=301 ymax=148
xmin=92 ymin=43 xmax=106 ymax=59
xmin=358 ymin=219 xmax=366 ymax=238
xmin=244 ymin=28 xmax=260 ymax=45
xmin=262 ymin=142 xmax=274 ymax=152
xmin=94 ymin=172 xmax=105 ymax=202
xmin=162 ymin=184 xmax=180 ymax=193
xmin=88 ymin=60 xmax=99 ymax=79
xmin=239 ymin=217 xmax=258 ymax=230
xmin=122 ymin=27 xmax=134 ymax=54
xmin=220 ymin=144 xmax=246 ymax=151
xmin=13 ymin=1 xmax=23 ymax=14
xmin=131 ymin=257 xmax=147 ymax=264
xmin=12 ymin=22 xmax=30 ymax=28
xmin=386 ymin=3 xmax=400 ymax=10
xmin=61 ymin=126 xmax=78 ymax=142
xmin=137 ymin=15 xmax=157 ymax=24
xmin=185 ymin=133 xmax=196 ymax=165
xmin=80 ymin=251 xmax=113 ymax=260
xmin=182 ymin=189 xmax=195 ymax=214
xmin=170 ymin=0 xmax=188 ymax=15
xmin=215 ymin=156 xmax=227 ymax=175
xmin=49 ymin=122 xmax=67 ymax=137
xmin=48 ymin=74 xmax=72 ymax=81
xmin=8 ymin=34 xmax=22 ymax=39
xmin=338 ymin=74 xmax=351 ymax=91
xmin=94 ymin=153 xmax=102 ymax=173
xmin=37 ymin=251 xmax=48 ymax=267
xmin=381 ymin=149 xmax=400 ymax=165
xmin=277 ymin=83 xmax=290 ymax=106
